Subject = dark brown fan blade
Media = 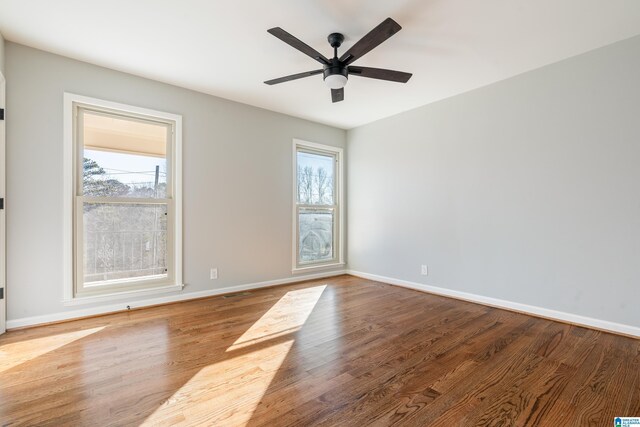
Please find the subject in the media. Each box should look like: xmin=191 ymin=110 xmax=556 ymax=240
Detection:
xmin=331 ymin=88 xmax=344 ymax=103
xmin=348 ymin=66 xmax=412 ymax=83
xmin=268 ymin=27 xmax=330 ymax=65
xmin=264 ymin=69 xmax=323 ymax=85
xmin=339 ymin=18 xmax=402 ymax=66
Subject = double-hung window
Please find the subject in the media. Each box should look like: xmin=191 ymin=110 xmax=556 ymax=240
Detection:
xmin=66 ymin=95 xmax=182 ymax=300
xmin=293 ymin=139 xmax=343 ymax=271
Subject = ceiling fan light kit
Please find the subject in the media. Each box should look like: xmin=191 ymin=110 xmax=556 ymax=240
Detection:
xmin=324 ymin=73 xmax=348 ymax=89
xmin=264 ymin=18 xmax=412 ymax=103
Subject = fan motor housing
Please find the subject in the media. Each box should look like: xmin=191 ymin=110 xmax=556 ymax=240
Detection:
xmin=323 ymin=58 xmax=348 ymax=81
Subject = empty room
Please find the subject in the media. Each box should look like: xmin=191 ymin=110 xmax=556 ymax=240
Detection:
xmin=0 ymin=1 xmax=638 ymax=426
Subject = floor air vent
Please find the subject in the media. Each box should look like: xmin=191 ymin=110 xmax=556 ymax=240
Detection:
xmin=223 ymin=292 xmax=252 ymax=299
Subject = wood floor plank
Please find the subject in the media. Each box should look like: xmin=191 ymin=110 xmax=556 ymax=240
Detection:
xmin=0 ymin=275 xmax=637 ymax=426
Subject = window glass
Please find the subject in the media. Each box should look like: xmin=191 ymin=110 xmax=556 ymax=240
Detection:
xmin=82 ymin=111 xmax=168 ymax=198
xmin=298 ymin=208 xmax=334 ymax=263
xmin=83 ymin=203 xmax=167 ymax=284
xmin=296 ymin=150 xmax=334 ymax=205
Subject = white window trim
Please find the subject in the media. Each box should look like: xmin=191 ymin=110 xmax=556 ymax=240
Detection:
xmin=63 ymin=93 xmax=183 ymax=304
xmin=292 ymin=138 xmax=345 ymax=273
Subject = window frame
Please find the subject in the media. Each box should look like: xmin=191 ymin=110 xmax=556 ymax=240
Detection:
xmin=292 ymin=139 xmax=344 ymax=272
xmin=63 ymin=93 xmax=183 ymax=303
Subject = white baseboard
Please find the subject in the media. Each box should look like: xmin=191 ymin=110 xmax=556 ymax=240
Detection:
xmin=10 ymin=268 xmax=638 ymax=338
xmin=347 ymin=270 xmax=640 ymax=338
xmin=6 ymin=270 xmax=347 ymax=329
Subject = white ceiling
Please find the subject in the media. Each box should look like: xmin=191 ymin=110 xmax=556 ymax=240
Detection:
xmin=1 ymin=0 xmax=639 ymax=129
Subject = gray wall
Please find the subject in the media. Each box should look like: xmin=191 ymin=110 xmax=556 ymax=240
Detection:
xmin=348 ymin=35 xmax=640 ymax=328
xmin=5 ymin=42 xmax=346 ymax=321
xmin=0 ymin=32 xmax=5 ymax=75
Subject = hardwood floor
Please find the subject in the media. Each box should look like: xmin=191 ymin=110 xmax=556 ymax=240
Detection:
xmin=0 ymin=275 xmax=637 ymax=426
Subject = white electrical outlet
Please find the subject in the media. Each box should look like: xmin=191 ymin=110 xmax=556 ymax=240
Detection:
xmin=210 ymin=268 xmax=218 ymax=280
xmin=421 ymin=265 xmax=428 ymax=276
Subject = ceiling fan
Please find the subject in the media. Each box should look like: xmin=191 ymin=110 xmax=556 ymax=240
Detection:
xmin=264 ymin=18 xmax=412 ymax=103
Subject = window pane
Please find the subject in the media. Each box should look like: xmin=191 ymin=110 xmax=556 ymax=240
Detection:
xmin=82 ymin=111 xmax=168 ymax=198
xmin=83 ymin=203 xmax=168 ymax=284
xmin=299 ymin=208 xmax=334 ymax=263
xmin=83 ymin=150 xmax=167 ymax=198
xmin=296 ymin=150 xmax=334 ymax=205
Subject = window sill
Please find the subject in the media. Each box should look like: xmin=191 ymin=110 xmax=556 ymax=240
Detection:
xmin=62 ymin=283 xmax=184 ymax=306
xmin=292 ymin=262 xmax=345 ymax=275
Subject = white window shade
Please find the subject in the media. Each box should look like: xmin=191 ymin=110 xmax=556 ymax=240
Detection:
xmin=83 ymin=111 xmax=167 ymax=157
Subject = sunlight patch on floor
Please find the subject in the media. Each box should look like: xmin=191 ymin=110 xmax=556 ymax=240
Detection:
xmin=0 ymin=326 xmax=106 ymax=374
xmin=228 ymin=285 xmax=327 ymax=351
xmin=141 ymin=285 xmax=327 ymax=426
